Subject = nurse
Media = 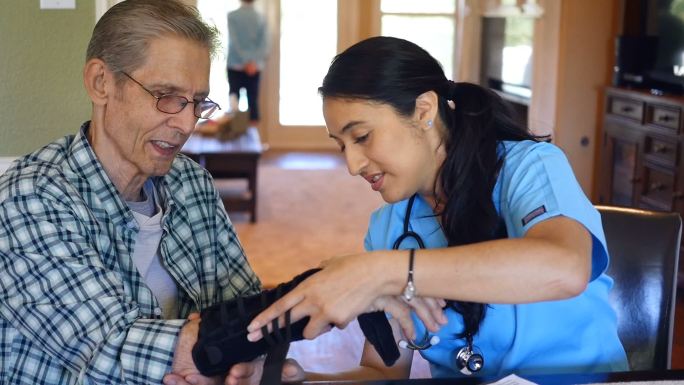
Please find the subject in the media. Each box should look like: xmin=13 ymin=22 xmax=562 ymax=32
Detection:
xmin=239 ymin=36 xmax=628 ymax=382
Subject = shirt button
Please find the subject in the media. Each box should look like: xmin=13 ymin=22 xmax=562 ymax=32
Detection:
xmin=154 ymin=308 xmax=163 ymax=316
xmin=126 ymin=222 xmax=136 ymax=229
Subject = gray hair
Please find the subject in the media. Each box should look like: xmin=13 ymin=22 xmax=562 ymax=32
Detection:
xmin=86 ymin=0 xmax=220 ymax=79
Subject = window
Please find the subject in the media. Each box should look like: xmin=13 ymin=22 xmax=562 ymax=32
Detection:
xmin=279 ymin=0 xmax=337 ymax=126
xmin=480 ymin=16 xmax=534 ymax=99
xmin=380 ymin=0 xmax=457 ymax=78
xmin=501 ymin=17 xmax=534 ymax=98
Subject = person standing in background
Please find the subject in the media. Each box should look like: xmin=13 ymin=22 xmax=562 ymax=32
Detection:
xmin=227 ymin=0 xmax=269 ymax=128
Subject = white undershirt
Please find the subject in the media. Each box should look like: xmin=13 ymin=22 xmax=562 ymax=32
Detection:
xmin=127 ymin=180 xmax=179 ymax=319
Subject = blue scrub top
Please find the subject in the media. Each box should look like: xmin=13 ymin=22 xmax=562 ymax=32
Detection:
xmin=364 ymin=140 xmax=628 ymax=378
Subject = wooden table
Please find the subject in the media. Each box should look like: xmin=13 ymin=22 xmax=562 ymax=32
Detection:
xmin=311 ymin=369 xmax=684 ymax=385
xmin=182 ymin=127 xmax=263 ymax=222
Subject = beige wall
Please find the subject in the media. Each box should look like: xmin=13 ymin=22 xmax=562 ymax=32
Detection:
xmin=552 ymin=0 xmax=616 ymax=195
xmin=0 ymin=1 xmax=94 ymax=156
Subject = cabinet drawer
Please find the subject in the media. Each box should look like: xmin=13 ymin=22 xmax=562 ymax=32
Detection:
xmin=608 ymin=96 xmax=644 ymax=122
xmin=646 ymin=104 xmax=681 ymax=132
xmin=639 ymin=165 xmax=678 ymax=211
xmin=643 ymin=136 xmax=679 ymax=167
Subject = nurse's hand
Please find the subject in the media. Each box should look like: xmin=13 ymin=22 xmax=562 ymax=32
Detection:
xmin=369 ymin=295 xmax=447 ymax=341
xmin=399 ymin=296 xmax=448 ymax=335
xmin=247 ymin=253 xmax=388 ymax=340
xmin=245 ymin=252 xmax=447 ymax=342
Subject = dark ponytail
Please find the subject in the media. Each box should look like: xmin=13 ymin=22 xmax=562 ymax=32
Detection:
xmin=320 ymin=37 xmax=541 ymax=339
xmin=437 ymin=82 xmax=541 ymax=337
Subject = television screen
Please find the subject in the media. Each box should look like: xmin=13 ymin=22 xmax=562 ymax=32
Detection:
xmin=646 ymin=0 xmax=684 ymax=92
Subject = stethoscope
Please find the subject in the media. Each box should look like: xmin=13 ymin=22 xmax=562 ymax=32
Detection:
xmin=392 ymin=194 xmax=485 ymax=375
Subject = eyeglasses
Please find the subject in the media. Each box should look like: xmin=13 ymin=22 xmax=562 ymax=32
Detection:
xmin=121 ymin=72 xmax=221 ymax=119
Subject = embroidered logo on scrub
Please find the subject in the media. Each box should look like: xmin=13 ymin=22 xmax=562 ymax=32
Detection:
xmin=522 ymin=205 xmax=547 ymax=226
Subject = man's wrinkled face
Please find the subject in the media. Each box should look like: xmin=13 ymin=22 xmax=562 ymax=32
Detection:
xmin=101 ymin=36 xmax=211 ymax=178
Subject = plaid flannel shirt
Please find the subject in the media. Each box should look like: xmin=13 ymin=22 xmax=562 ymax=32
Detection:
xmin=0 ymin=123 xmax=261 ymax=384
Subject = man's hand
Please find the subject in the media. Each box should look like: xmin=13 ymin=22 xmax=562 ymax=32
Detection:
xmin=163 ymin=313 xmax=223 ymax=385
xmin=225 ymin=357 xmax=305 ymax=385
xmin=164 ymin=313 xmax=305 ymax=385
xmin=244 ymin=61 xmax=258 ymax=76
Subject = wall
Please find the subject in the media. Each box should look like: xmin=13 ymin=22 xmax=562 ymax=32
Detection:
xmin=0 ymin=1 xmax=94 ymax=157
xmin=552 ymin=0 xmax=617 ymax=194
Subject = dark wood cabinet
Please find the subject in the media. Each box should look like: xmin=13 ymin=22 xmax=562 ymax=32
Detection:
xmin=597 ymin=87 xmax=684 ymax=288
xmin=598 ymin=87 xmax=684 ymax=212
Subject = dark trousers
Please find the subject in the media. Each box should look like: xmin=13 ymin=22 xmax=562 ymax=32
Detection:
xmin=227 ymin=69 xmax=260 ymax=121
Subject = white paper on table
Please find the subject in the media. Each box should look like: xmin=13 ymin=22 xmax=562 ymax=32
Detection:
xmin=488 ymin=374 xmax=540 ymax=385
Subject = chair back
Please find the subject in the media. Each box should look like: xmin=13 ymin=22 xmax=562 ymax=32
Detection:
xmin=597 ymin=205 xmax=681 ymax=370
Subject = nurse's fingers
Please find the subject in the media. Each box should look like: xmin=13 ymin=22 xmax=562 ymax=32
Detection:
xmin=374 ymin=296 xmax=415 ymax=340
xmin=427 ymin=297 xmax=448 ymax=323
xmin=246 ymin=291 xmax=306 ymax=342
xmin=302 ymin=316 xmax=335 ymax=340
xmin=404 ymin=297 xmax=446 ymax=333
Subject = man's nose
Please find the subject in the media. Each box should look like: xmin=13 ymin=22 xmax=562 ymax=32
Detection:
xmin=176 ymin=103 xmax=200 ymax=135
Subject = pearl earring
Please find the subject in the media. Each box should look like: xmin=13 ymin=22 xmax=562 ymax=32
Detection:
xmin=427 ymin=119 xmax=433 ymax=127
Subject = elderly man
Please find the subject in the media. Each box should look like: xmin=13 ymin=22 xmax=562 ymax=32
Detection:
xmin=0 ymin=1 xmax=277 ymax=384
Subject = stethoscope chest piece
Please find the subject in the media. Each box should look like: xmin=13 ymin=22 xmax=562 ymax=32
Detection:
xmin=455 ymin=344 xmax=484 ymax=375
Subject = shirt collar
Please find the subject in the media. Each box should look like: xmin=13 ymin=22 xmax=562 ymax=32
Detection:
xmin=66 ymin=122 xmax=135 ymax=229
xmin=66 ymin=121 xmax=185 ymax=230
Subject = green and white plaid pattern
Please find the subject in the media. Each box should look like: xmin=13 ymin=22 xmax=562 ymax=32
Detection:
xmin=0 ymin=122 xmax=261 ymax=384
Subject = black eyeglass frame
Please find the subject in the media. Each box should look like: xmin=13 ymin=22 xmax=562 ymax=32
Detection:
xmin=121 ymin=71 xmax=221 ymax=119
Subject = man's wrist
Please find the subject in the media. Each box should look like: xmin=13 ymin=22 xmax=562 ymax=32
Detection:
xmin=171 ymin=317 xmax=200 ymax=373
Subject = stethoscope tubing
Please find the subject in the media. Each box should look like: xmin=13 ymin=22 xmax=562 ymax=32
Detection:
xmin=393 ymin=194 xmax=433 ymax=352
xmin=392 ymin=194 xmax=484 ymax=374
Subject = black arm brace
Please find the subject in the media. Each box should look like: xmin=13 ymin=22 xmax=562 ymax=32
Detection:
xmin=192 ymin=268 xmax=400 ymax=376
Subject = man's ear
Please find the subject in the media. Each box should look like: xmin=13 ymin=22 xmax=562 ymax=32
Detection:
xmin=83 ymin=58 xmax=111 ymax=106
xmin=414 ymin=90 xmax=439 ymax=130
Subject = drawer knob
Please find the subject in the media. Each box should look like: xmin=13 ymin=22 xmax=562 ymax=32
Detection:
xmin=650 ymin=182 xmax=666 ymax=191
xmin=653 ymin=143 xmax=668 ymax=153
xmin=621 ymin=106 xmax=634 ymax=113
xmin=657 ymin=115 xmax=673 ymax=122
